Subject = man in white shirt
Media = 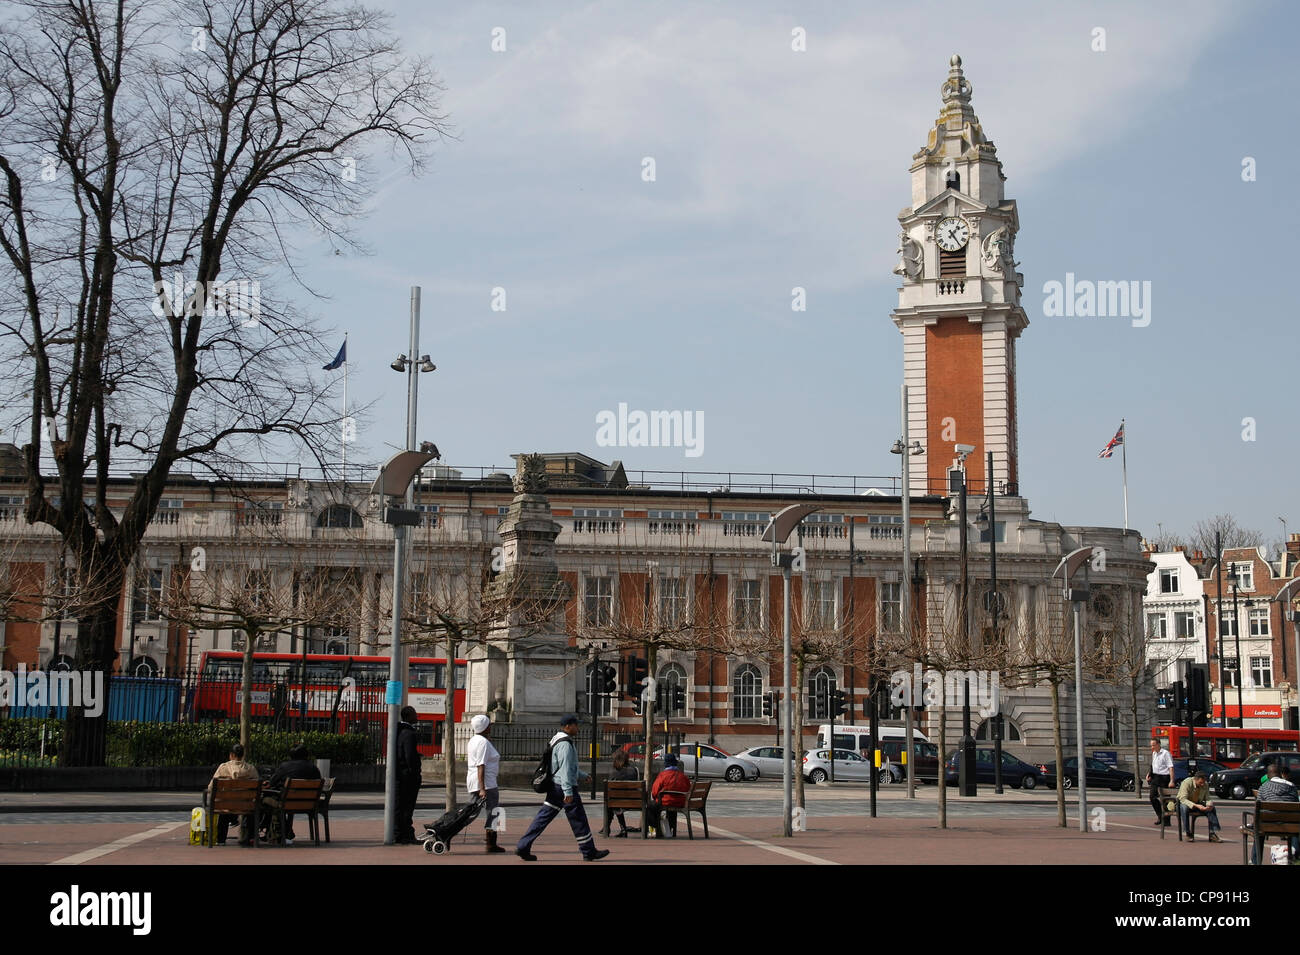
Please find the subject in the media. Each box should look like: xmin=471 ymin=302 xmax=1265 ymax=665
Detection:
xmin=1146 ymin=738 xmax=1175 ymax=826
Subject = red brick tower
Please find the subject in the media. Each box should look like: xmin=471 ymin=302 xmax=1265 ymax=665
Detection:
xmin=891 ymin=55 xmax=1027 ymax=496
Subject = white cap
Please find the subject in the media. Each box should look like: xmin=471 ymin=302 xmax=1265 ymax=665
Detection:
xmin=470 ymin=714 xmax=491 ymax=734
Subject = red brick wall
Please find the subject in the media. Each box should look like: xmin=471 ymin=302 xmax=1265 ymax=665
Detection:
xmin=926 ymin=318 xmax=984 ymax=490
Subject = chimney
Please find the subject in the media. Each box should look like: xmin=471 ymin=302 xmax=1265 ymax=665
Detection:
xmin=1174 ymin=545 xmax=1185 ymax=552
xmin=1288 ymin=533 xmax=1300 ymax=558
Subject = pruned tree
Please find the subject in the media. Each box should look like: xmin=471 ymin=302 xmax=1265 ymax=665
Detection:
xmin=0 ymin=0 xmax=447 ymax=764
xmin=160 ymin=538 xmax=362 ymax=758
xmin=1084 ymin=598 xmax=1156 ymax=799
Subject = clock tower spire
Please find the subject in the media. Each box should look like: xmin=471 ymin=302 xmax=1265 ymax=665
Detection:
xmin=892 ymin=54 xmax=1027 ymax=497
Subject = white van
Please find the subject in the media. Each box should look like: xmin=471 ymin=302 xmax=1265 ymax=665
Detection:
xmin=817 ymin=724 xmax=929 ymax=752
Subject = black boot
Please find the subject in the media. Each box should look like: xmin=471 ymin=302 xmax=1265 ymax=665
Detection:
xmin=485 ymin=830 xmax=505 ymax=854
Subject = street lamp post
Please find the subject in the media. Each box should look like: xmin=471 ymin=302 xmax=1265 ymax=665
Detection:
xmin=890 ymin=383 xmax=924 ymax=799
xmin=762 ymin=503 xmax=822 ymax=838
xmin=1230 ymin=572 xmax=1245 ymax=729
xmin=1274 ymin=579 xmax=1300 ymax=752
xmin=976 ymin=451 xmax=1003 ymax=793
xmin=951 ymin=444 xmax=977 ymax=798
xmin=1054 ymin=546 xmax=1096 ymax=834
xmin=372 ymin=448 xmax=440 ymax=845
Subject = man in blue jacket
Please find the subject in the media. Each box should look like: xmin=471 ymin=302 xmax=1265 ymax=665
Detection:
xmin=516 ymin=714 xmax=609 ymax=861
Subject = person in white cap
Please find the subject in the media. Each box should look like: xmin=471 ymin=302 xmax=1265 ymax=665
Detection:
xmin=466 ymin=714 xmax=504 ymax=853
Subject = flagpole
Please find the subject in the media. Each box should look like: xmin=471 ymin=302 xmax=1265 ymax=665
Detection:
xmin=1121 ymin=417 xmax=1128 ymax=531
xmin=341 ymin=332 xmax=348 ymax=473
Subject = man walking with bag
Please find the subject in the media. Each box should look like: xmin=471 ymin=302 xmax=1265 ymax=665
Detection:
xmin=516 ymin=714 xmax=609 ymax=862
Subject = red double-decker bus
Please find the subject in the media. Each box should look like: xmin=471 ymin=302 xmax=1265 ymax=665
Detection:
xmin=1152 ymin=725 xmax=1300 ymax=766
xmin=192 ymin=650 xmax=467 ymax=755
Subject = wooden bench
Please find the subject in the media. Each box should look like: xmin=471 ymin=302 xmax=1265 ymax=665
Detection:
xmin=1153 ymin=786 xmax=1177 ymax=840
xmin=658 ymin=780 xmax=711 ymax=840
xmin=264 ymin=778 xmax=325 ymax=846
xmin=206 ymin=778 xmax=262 ymax=848
xmin=1240 ymin=801 xmax=1300 ymax=865
xmin=603 ymin=779 xmax=647 ymax=839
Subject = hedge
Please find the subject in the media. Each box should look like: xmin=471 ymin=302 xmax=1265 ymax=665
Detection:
xmin=0 ymin=718 xmax=377 ymax=768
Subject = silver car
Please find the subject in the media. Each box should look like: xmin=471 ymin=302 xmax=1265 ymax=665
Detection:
xmin=803 ymin=748 xmax=883 ymax=783
xmin=733 ymin=745 xmax=789 ymax=777
xmin=654 ymin=743 xmax=760 ymax=782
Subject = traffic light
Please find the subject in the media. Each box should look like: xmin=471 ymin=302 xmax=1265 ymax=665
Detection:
xmin=590 ymin=664 xmax=606 ymax=696
xmin=1186 ymin=663 xmax=1208 ymax=723
xmin=830 ymin=689 xmax=846 ymax=719
xmin=672 ymin=684 xmax=686 ymax=713
xmin=761 ymin=692 xmax=774 ymax=717
xmin=1170 ymin=680 xmax=1185 ymax=726
xmin=625 ymin=655 xmax=647 ymax=697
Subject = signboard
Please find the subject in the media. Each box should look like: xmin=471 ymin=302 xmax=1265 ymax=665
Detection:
xmin=409 ymin=693 xmax=446 ymax=715
xmin=1092 ymin=750 xmax=1117 ymax=766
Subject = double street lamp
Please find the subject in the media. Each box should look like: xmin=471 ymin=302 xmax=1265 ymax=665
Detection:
xmin=1053 ymin=545 xmax=1096 ymax=834
xmin=889 ymin=382 xmax=923 ymax=798
xmin=1274 ymin=578 xmax=1300 ymax=752
xmin=762 ymin=503 xmax=822 ymax=838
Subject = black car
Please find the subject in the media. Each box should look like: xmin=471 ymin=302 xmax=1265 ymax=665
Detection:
xmin=943 ymin=747 xmax=1044 ymax=789
xmin=1038 ymin=756 xmax=1135 ymax=791
xmin=1208 ymin=751 xmax=1300 ymax=800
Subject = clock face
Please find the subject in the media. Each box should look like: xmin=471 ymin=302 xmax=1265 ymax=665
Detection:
xmin=935 ymin=216 xmax=970 ymax=252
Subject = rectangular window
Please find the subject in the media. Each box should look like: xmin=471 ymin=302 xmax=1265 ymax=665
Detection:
xmin=1231 ymin=562 xmax=1254 ymax=591
xmin=1248 ymin=606 xmax=1270 ymax=637
xmin=134 ymin=568 xmax=165 ymax=622
xmin=414 ymin=503 xmax=440 ymax=527
xmin=721 ymin=511 xmax=768 ymax=537
xmin=659 ymin=577 xmax=687 ymax=628
xmin=802 ymin=513 xmax=846 ymax=539
xmin=734 ymin=579 xmax=763 ymax=632
xmin=867 ymin=514 xmax=904 ymax=540
xmin=1221 ymin=658 xmax=1239 ymax=689
xmin=1147 ymin=612 xmax=1168 ymax=640
xmin=806 ymin=580 xmax=836 ymax=630
xmin=1251 ymin=656 xmax=1272 ymax=688
xmin=1105 ymin=706 xmax=1121 ymax=744
xmin=1219 ymin=609 xmax=1238 ymax=639
xmin=881 ymin=581 xmax=901 ymax=632
xmin=1159 ymin=569 xmax=1179 ymax=594
xmin=156 ymin=498 xmax=184 ymax=524
xmin=1174 ymin=611 xmax=1196 ymax=639
xmin=583 ymin=575 xmax=614 ymax=628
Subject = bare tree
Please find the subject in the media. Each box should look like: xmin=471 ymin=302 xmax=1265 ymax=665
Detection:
xmin=1191 ymin=516 xmax=1263 ymax=561
xmin=0 ymin=0 xmax=447 ymax=763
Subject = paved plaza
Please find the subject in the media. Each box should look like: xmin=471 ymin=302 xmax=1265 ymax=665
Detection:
xmin=0 ymin=783 xmax=1248 ymax=866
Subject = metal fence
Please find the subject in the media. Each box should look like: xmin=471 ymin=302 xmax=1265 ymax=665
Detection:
xmin=454 ymin=723 xmax=683 ymax=762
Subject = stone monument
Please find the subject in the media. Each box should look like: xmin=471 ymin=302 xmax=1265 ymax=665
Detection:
xmin=464 ymin=453 xmax=575 ymax=728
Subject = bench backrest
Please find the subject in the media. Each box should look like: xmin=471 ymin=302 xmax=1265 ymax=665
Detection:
xmin=211 ymin=777 xmax=261 ymax=814
xmin=686 ymin=780 xmax=711 ymax=809
xmin=281 ymin=777 xmax=324 ymax=812
xmin=1253 ymin=800 xmax=1300 ymax=835
xmin=606 ymin=779 xmax=645 ymax=810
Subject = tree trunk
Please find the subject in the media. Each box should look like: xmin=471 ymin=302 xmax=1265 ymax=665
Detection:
xmin=59 ymin=592 xmax=120 ymax=767
xmin=1051 ymin=678 xmax=1065 ymax=827
xmin=444 ymin=638 xmax=458 ymax=812
xmin=1130 ymin=675 xmax=1142 ymax=800
xmin=240 ymin=629 xmax=256 ymax=756
xmin=641 ymin=643 xmax=658 ymax=784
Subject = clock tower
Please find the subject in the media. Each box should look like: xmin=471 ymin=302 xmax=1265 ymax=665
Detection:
xmin=892 ymin=55 xmax=1027 ymax=497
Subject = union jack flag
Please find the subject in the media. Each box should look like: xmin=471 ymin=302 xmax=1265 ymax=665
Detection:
xmin=1098 ymin=422 xmax=1124 ymax=459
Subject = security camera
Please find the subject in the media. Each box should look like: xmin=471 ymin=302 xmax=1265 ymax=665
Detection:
xmin=954 ymin=443 xmax=975 ymax=454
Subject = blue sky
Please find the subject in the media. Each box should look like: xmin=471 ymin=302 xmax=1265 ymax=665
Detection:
xmin=294 ymin=0 xmax=1295 ymax=548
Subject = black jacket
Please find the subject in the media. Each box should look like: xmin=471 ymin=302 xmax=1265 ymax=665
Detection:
xmin=269 ymin=757 xmax=322 ymax=790
xmin=396 ymin=721 xmax=422 ymax=781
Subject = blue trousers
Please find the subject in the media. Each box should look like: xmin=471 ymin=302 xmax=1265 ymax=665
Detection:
xmin=1180 ymin=804 xmax=1220 ymax=835
xmin=517 ymin=786 xmax=598 ymax=858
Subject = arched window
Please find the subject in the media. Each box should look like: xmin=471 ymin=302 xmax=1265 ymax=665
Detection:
xmin=807 ymin=665 xmax=836 ymax=719
xmin=129 ymin=655 xmax=159 ymax=678
xmin=732 ymin=663 xmax=763 ymax=719
xmin=975 ymin=717 xmax=1022 ymax=742
xmin=316 ymin=504 xmax=363 ymax=528
xmin=659 ymin=663 xmax=687 ymax=716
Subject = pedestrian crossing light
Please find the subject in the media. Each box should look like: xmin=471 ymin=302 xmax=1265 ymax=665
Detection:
xmin=831 ymin=689 xmax=846 ymax=719
xmin=672 ymin=685 xmax=686 ymax=713
xmin=761 ymin=692 xmax=774 ymax=717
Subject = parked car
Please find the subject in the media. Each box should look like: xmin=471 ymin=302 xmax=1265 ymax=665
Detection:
xmin=878 ymin=739 xmax=941 ymax=784
xmin=802 ymin=748 xmax=877 ymax=783
xmin=943 ymin=748 xmax=1044 ymax=789
xmin=616 ymin=742 xmax=653 ymax=762
xmin=1208 ymin=751 xmax=1300 ymax=800
xmin=653 ymin=743 xmax=759 ymax=782
xmin=1038 ymin=756 xmax=1135 ymax=791
xmin=732 ymin=746 xmax=789 ymax=777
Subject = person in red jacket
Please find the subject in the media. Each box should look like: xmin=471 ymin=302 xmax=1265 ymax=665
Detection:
xmin=649 ymin=753 xmax=691 ymax=838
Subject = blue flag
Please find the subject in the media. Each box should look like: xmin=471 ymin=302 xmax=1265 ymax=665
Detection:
xmin=323 ymin=340 xmax=346 ymax=371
